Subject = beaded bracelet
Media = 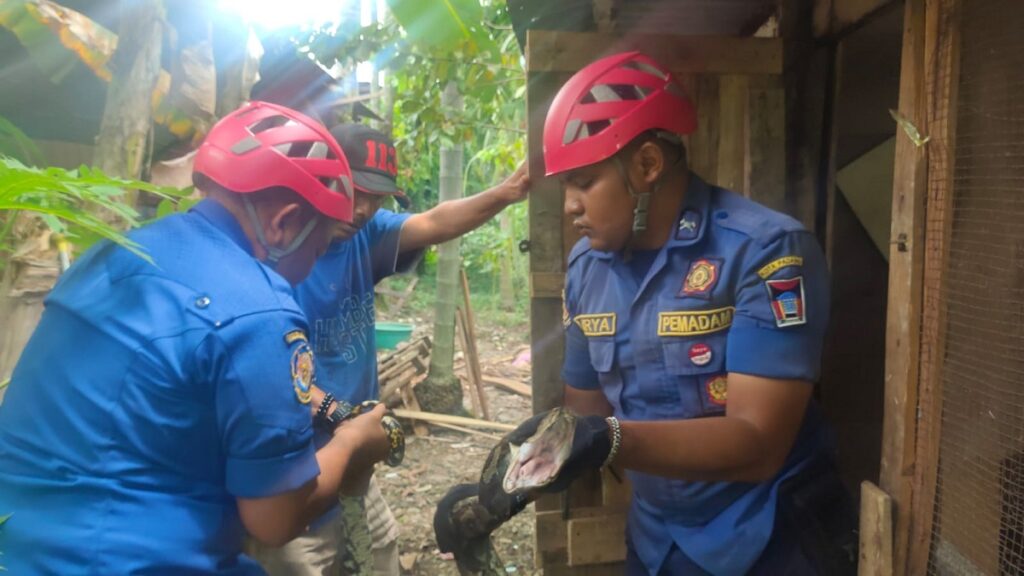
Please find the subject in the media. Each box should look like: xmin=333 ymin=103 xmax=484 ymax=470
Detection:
xmin=315 ymin=392 xmax=336 ymax=424
xmin=603 ymin=416 xmax=622 ymax=468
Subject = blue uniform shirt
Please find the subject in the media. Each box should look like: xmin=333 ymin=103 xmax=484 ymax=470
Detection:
xmin=0 ymin=200 xmax=320 ymax=575
xmin=562 ymin=175 xmax=831 ymax=575
xmin=295 ymin=209 xmax=416 ymax=404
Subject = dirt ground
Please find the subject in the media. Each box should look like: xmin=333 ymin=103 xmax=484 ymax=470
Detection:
xmin=377 ymin=307 xmax=540 ymax=576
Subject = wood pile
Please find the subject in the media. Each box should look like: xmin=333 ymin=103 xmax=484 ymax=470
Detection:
xmin=375 ymin=270 xmax=534 ymax=437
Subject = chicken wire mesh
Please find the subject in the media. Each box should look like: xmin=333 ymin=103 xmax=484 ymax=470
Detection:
xmin=921 ymin=0 xmax=1024 ymax=574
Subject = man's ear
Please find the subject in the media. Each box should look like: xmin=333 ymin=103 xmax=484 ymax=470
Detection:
xmin=264 ymin=202 xmax=304 ymax=248
xmin=634 ymin=140 xmax=666 ymax=185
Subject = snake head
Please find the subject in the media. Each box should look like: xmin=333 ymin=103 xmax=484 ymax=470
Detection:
xmin=500 ymin=408 xmax=576 ymax=493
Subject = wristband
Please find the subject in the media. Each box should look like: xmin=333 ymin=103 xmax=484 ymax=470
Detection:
xmin=603 ymin=416 xmax=621 ymax=469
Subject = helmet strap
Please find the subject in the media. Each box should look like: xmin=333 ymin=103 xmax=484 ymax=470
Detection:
xmin=243 ymin=197 xmax=320 ymax=266
xmin=614 ymin=156 xmax=653 ymax=234
xmin=614 ymin=140 xmax=687 ymax=240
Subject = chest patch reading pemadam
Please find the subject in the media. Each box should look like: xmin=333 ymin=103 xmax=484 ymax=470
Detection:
xmin=658 ymin=306 xmax=734 ymax=336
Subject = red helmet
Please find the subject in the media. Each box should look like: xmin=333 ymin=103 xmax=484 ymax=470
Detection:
xmin=543 ymin=51 xmax=696 ymax=176
xmin=194 ymin=101 xmax=354 ymax=222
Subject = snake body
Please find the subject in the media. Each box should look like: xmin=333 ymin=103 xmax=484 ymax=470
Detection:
xmin=335 ymin=400 xmax=405 ymax=467
xmin=434 ymin=409 xmax=578 ymax=575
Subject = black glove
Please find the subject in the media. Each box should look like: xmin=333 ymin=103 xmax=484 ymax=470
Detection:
xmin=506 ymin=409 xmax=612 ymax=494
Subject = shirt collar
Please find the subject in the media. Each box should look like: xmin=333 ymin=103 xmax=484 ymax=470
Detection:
xmin=190 ymin=198 xmax=254 ymax=256
xmin=665 ymin=172 xmax=711 ymax=248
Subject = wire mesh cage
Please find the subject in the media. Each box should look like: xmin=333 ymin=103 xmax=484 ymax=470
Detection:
xmin=919 ymin=0 xmax=1024 ymax=573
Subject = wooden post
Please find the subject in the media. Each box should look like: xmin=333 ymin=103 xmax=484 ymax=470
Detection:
xmin=906 ymin=1 xmax=962 ymax=573
xmin=860 ymin=481 xmax=894 ymax=576
xmin=879 ymin=0 xmax=928 ymax=574
xmin=459 ymin=269 xmax=490 ymax=419
xmin=93 ymin=0 xmax=165 ymax=185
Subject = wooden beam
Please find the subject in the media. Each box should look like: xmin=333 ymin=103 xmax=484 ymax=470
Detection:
xmin=530 ymin=272 xmax=565 ymax=299
xmin=526 ymin=32 xmax=571 ymax=415
xmin=567 ymin=513 xmax=628 ymax=566
xmin=483 ymin=375 xmax=532 ymax=398
xmin=527 ymin=31 xmax=783 ymax=75
xmin=745 ymin=84 xmax=786 ymax=212
xmin=391 ymin=409 xmax=515 ymax=432
xmin=814 ymin=0 xmax=899 ymax=37
xmin=717 ymin=75 xmax=749 ymax=193
xmin=906 ymin=0 xmax=962 ymax=573
xmin=880 ymin=0 xmax=928 ymax=574
xmin=859 ymin=481 xmax=894 ymax=576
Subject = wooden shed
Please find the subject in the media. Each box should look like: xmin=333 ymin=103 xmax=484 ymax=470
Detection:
xmin=512 ymin=0 xmax=1024 ymax=573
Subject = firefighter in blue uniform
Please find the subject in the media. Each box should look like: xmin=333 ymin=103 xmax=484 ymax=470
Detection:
xmin=251 ymin=123 xmax=529 ymax=575
xmin=507 ymin=52 xmax=855 ymax=575
xmin=0 ymin=102 xmax=391 ymax=575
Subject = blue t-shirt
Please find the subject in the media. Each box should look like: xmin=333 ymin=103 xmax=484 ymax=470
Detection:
xmin=562 ymin=175 xmax=831 ymax=576
xmin=295 ymin=209 xmax=417 ymax=404
xmin=0 ymin=200 xmax=320 ymax=575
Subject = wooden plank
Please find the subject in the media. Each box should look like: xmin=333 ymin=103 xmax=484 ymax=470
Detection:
xmin=814 ymin=0 xmax=898 ymax=37
xmin=399 ymin=384 xmax=430 ymax=437
xmin=906 ymin=1 xmax=962 ymax=573
xmin=535 ymin=507 xmax=628 ymax=555
xmin=483 ymin=375 xmax=532 ymax=398
xmin=717 ymin=75 xmax=749 ymax=193
xmin=530 ymin=272 xmax=565 ymax=299
xmin=745 ymin=83 xmax=786 ymax=212
xmin=567 ymin=513 xmax=628 ymax=566
xmin=600 ymin=467 xmax=631 ymax=508
xmin=391 ymin=409 xmax=515 ymax=432
xmin=781 ymin=0 xmax=831 ymax=231
xmin=527 ymin=31 xmax=783 ymax=75
xmin=459 ymin=269 xmax=490 ymax=420
xmin=525 ymin=34 xmax=570 ymax=417
xmin=688 ymin=75 xmax=720 ymax=180
xmin=879 ymin=0 xmax=928 ymax=574
xmin=430 ymin=421 xmax=503 ymax=442
xmin=859 ymin=481 xmax=894 ymax=576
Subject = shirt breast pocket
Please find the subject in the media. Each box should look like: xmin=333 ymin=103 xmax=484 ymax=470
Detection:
xmin=662 ymin=333 xmax=728 ymax=416
xmin=587 ymin=338 xmax=616 ymax=373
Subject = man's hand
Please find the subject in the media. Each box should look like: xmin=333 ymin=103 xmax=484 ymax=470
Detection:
xmin=334 ymin=403 xmax=390 ymax=495
xmin=496 ymin=162 xmax=530 ymax=204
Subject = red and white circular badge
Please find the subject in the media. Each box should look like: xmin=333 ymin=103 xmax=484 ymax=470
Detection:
xmin=689 ymin=343 xmax=712 ymax=366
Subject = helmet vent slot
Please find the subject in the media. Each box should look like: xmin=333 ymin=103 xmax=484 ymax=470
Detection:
xmin=249 ymin=115 xmax=291 ymax=134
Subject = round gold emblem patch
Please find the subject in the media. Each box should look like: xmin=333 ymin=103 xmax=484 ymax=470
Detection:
xmin=706 ymin=375 xmax=728 ymax=406
xmin=685 ymin=259 xmax=718 ymax=294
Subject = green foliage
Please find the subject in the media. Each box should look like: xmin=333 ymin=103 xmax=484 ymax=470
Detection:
xmin=302 ymin=0 xmax=527 ymax=290
xmin=0 ymin=156 xmax=190 ymax=265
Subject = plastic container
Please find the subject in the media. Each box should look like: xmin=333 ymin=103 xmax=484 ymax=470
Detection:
xmin=375 ymin=322 xmax=414 ymax=350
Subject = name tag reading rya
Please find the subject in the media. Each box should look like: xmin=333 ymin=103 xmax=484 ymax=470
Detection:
xmin=574 ymin=313 xmax=617 ymax=337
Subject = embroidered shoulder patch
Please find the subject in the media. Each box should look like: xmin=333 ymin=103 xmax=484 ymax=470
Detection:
xmin=765 ymin=276 xmax=807 ymax=327
xmin=574 ymin=313 xmax=616 ymax=337
xmin=284 ymin=329 xmax=308 ymax=344
xmin=757 ymin=256 xmax=803 ymax=279
xmin=657 ymin=306 xmax=734 ymax=336
xmin=680 ymin=258 xmax=721 ymax=298
xmin=289 ymin=339 xmax=315 ymax=404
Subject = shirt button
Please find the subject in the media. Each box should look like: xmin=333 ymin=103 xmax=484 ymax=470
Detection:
xmin=195 ymin=296 xmax=211 ymax=309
